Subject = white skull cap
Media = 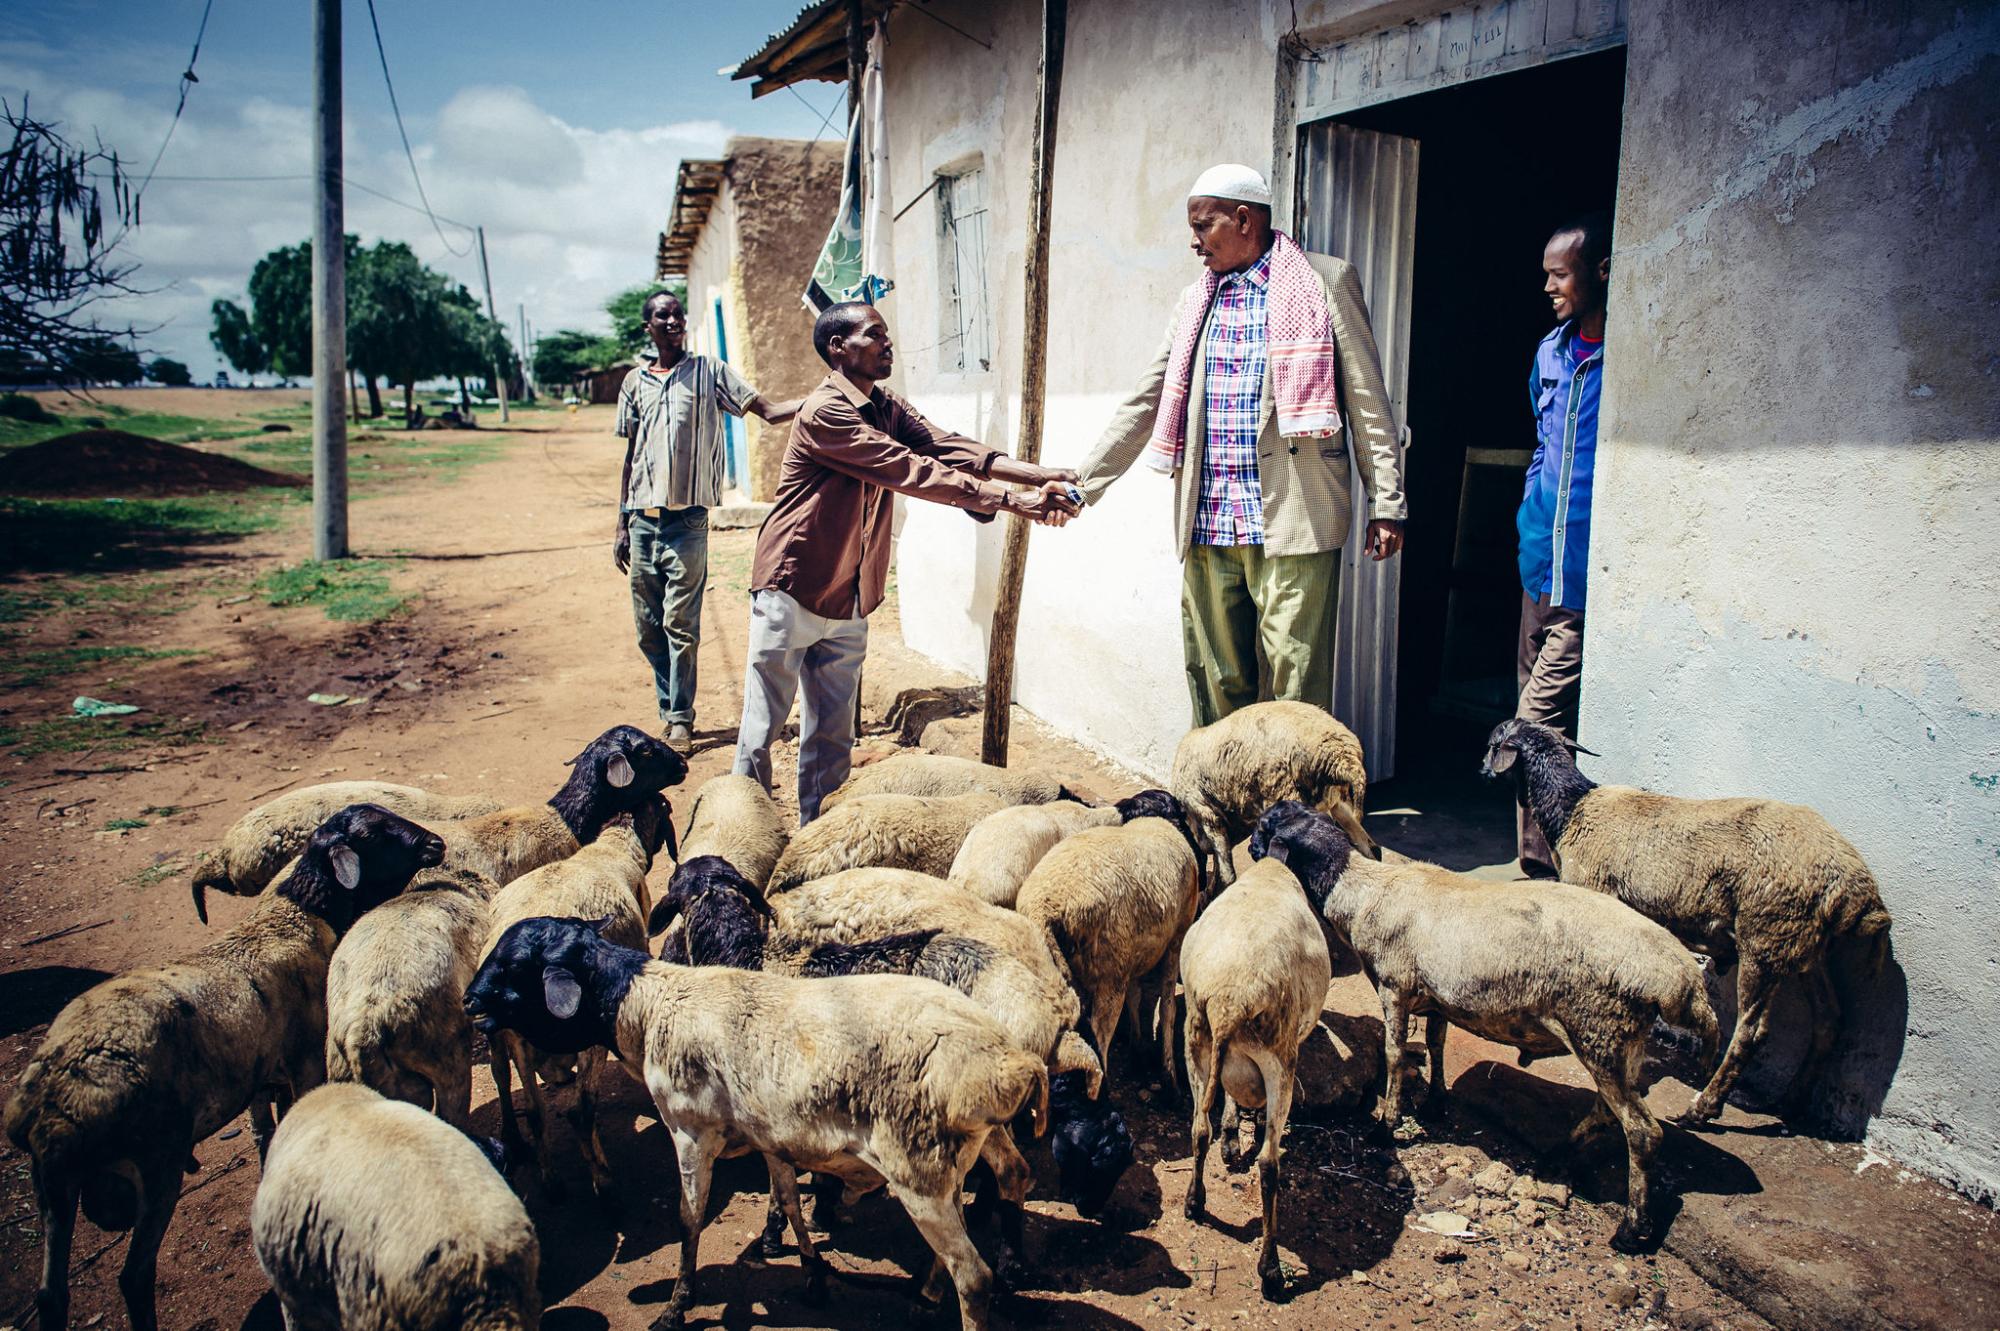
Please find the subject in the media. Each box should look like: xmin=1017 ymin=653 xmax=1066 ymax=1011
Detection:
xmin=1188 ymin=163 xmax=1272 ymax=207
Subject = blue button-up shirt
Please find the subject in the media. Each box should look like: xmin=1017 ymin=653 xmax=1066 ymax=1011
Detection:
xmin=1518 ymin=320 xmax=1603 ymax=609
xmin=1194 ymin=248 xmax=1272 ymax=546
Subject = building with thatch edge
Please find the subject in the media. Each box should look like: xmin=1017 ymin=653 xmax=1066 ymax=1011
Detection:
xmin=658 ymin=137 xmax=844 ymax=500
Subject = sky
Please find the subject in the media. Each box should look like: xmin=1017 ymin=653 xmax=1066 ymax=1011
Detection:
xmin=0 ymin=0 xmax=840 ymax=380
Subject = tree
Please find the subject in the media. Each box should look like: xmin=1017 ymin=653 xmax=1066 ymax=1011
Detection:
xmin=69 ymin=336 xmax=143 ymax=385
xmin=532 ymin=329 xmax=624 ymax=389
xmin=145 ymin=356 xmax=192 ymax=386
xmin=208 ymin=297 xmax=268 ymax=380
xmin=1 ymin=97 xmax=145 ymax=380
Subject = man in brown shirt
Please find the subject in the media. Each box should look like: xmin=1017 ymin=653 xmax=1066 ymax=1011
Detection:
xmin=733 ymin=301 xmax=1079 ymax=821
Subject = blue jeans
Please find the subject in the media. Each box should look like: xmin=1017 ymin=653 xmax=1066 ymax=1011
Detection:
xmin=627 ymin=508 xmax=708 ymax=726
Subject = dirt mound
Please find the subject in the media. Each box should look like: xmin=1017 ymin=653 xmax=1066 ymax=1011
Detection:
xmin=0 ymin=430 xmax=306 ymax=497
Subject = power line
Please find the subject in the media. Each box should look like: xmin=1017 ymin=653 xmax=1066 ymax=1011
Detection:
xmin=784 ymin=81 xmax=845 ymax=142
xmin=87 ymin=170 xmax=479 ymax=234
xmin=133 ymin=0 xmax=217 ymax=213
xmin=362 ymin=0 xmax=470 ymax=257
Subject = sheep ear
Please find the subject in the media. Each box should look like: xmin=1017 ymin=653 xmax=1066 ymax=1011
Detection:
xmin=543 ymin=966 xmax=583 ymax=1019
xmin=1487 ymin=746 xmax=1518 ymax=775
xmin=586 ymin=913 xmax=619 ymax=938
xmin=329 ymin=843 xmax=363 ymax=890
xmin=607 ymin=752 xmax=636 ymax=788
xmin=1266 ymin=836 xmax=1292 ymax=866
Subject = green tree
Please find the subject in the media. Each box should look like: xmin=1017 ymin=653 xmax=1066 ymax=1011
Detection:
xmin=69 ymin=336 xmax=143 ymax=385
xmin=531 ymin=329 xmax=624 ymax=389
xmin=145 ymin=356 xmax=193 ymax=386
xmin=208 ymin=297 xmax=268 ymax=379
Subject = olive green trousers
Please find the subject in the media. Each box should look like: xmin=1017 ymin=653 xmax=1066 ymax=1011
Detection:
xmin=1180 ymin=543 xmax=1342 ymax=727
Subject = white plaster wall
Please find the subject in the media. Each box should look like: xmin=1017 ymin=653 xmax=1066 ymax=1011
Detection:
xmin=683 ymin=177 xmax=742 ymax=367
xmin=882 ymin=0 xmax=1308 ymax=777
xmin=1589 ymin=0 xmax=2000 ymax=1201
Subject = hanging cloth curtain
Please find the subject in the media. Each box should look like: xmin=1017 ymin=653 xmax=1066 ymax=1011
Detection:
xmin=804 ymin=25 xmax=894 ymax=311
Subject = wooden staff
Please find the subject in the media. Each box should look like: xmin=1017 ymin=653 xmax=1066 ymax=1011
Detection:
xmin=981 ymin=0 xmax=1068 ymax=766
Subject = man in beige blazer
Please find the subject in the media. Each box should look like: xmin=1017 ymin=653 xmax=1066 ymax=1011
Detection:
xmin=1074 ymin=163 xmax=1406 ymax=726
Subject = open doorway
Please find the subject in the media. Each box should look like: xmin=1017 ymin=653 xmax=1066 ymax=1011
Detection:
xmin=1307 ymin=47 xmax=1626 ymax=866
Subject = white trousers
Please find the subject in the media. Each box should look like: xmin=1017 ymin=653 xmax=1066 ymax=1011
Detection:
xmin=731 ymin=588 xmax=869 ymax=824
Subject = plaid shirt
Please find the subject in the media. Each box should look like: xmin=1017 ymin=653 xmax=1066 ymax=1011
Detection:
xmin=1193 ymin=248 xmax=1273 ymax=545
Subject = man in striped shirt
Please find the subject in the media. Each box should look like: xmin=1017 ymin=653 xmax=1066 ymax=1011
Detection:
xmin=614 ymin=290 xmax=799 ymax=754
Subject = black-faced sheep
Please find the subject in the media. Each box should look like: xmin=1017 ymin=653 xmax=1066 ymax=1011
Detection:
xmin=820 ymin=751 xmax=1082 ymax=810
xmin=1179 ymin=854 xmax=1333 ymax=1298
xmin=324 ymin=865 xmax=497 ymax=1127
xmin=250 ymin=1081 xmax=539 ymax=1331
xmin=652 ymin=855 xmax=1134 ymax=1262
xmin=766 ymin=790 xmax=1004 ymax=892
xmin=948 ymin=800 xmax=1121 ymax=907
xmin=478 ymin=795 xmax=672 ymax=1196
xmin=1170 ymin=699 xmax=1378 ymax=886
xmin=4 ymin=804 xmax=444 ymax=1331
xmin=1482 ymin=717 xmax=1894 ymax=1125
xmin=1014 ymin=790 xmax=1205 ymax=1094
xmin=464 ymin=916 xmax=1047 ymax=1331
xmin=189 ymin=724 xmax=685 ymax=919
xmin=1252 ymin=800 xmax=1718 ymax=1251
xmin=679 ymin=772 xmax=790 ymax=888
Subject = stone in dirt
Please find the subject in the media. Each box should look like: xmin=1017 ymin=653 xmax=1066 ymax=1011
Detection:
xmin=1474 ymin=1161 xmax=1517 ymax=1195
xmin=1501 ymin=1250 xmax=1532 ymax=1272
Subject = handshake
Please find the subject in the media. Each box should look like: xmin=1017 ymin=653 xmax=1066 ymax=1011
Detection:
xmin=1005 ymin=466 xmax=1085 ymax=528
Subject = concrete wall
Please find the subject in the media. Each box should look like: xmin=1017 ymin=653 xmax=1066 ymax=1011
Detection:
xmin=1590 ymin=0 xmax=2000 ymax=1202
xmin=876 ymin=0 xmax=2000 ymax=1198
xmin=684 ymin=137 xmax=843 ymax=500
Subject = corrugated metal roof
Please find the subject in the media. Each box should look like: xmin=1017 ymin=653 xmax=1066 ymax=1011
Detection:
xmin=730 ymin=0 xmax=891 ymax=98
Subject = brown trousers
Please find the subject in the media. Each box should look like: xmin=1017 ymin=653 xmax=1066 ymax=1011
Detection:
xmin=1515 ymin=590 xmax=1584 ymax=876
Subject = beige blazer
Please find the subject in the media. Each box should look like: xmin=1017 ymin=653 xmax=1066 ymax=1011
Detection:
xmin=1076 ymin=250 xmax=1406 ymax=560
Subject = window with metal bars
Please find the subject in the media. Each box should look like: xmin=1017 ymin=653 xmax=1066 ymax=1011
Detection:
xmin=935 ymin=165 xmax=991 ymax=373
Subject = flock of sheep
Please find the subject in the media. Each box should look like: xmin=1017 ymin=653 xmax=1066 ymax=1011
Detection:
xmin=5 ymin=702 xmax=1893 ymax=1331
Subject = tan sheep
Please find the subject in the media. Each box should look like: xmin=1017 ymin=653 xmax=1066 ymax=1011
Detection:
xmin=679 ymin=772 xmax=790 ymax=888
xmin=1014 ymin=790 xmax=1205 ymax=1093
xmin=189 ymin=724 xmax=685 ymax=920
xmin=1170 ymin=699 xmax=1378 ymax=887
xmin=948 ymin=801 xmax=1121 ymax=908
xmin=4 ymin=805 xmax=444 ymax=1331
xmin=1253 ymin=801 xmax=1719 ymax=1252
xmin=324 ymin=866 xmax=497 ymax=1128
xmin=466 ymin=917 xmax=1047 ymax=1331
xmin=478 ymin=796 xmax=670 ymax=1197
xmin=1484 ymin=717 xmax=1894 ymax=1125
xmin=251 ymin=1082 xmax=539 ymax=1331
xmin=821 ymin=751 xmax=1081 ymax=810
xmin=767 ymin=790 xmax=1004 ymax=892
xmin=1179 ymin=855 xmax=1333 ymax=1299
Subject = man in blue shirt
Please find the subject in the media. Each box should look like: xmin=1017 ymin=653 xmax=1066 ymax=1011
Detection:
xmin=1514 ymin=214 xmax=1608 ymax=877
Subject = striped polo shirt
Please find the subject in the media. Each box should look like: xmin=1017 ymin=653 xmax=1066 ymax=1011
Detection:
xmin=614 ymin=351 xmax=758 ymax=510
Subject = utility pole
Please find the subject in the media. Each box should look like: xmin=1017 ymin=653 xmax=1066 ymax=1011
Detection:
xmin=310 ymin=0 xmax=348 ymax=560
xmin=518 ymin=302 xmax=535 ymax=401
xmin=475 ymin=226 xmax=510 ymax=423
xmin=981 ymin=0 xmax=1068 ymax=766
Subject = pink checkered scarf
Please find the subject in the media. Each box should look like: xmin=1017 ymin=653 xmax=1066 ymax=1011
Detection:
xmin=1143 ymin=230 xmax=1342 ymax=474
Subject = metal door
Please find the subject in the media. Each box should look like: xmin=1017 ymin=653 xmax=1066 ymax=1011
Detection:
xmin=1295 ymin=122 xmax=1419 ymax=781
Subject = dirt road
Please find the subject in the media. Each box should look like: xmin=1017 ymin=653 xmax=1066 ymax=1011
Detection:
xmin=1 ymin=405 xmax=1772 ymax=1330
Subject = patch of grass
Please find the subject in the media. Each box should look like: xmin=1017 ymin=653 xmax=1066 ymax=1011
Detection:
xmin=258 ymin=558 xmax=409 ymax=622
xmin=142 ymin=804 xmax=182 ymax=817
xmin=105 ymin=817 xmax=149 ymax=830
xmin=3 ymin=494 xmax=284 ymax=536
xmin=0 ymin=576 xmax=189 ymax=623
xmin=130 ymin=861 xmax=187 ymax=887
xmin=0 ymin=495 xmax=287 ymax=573
xmin=0 ymin=714 xmax=209 ymax=756
xmin=1 ymin=642 xmax=198 ymax=687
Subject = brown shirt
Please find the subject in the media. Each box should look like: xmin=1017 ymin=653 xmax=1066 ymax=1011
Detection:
xmin=751 ymin=372 xmax=1008 ymax=619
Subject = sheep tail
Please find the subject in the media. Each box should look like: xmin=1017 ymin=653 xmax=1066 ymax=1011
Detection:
xmin=1672 ymin=984 xmax=1722 ymax=1077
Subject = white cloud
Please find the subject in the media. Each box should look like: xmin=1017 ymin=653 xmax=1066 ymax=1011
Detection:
xmin=1 ymin=63 xmax=734 ymax=380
